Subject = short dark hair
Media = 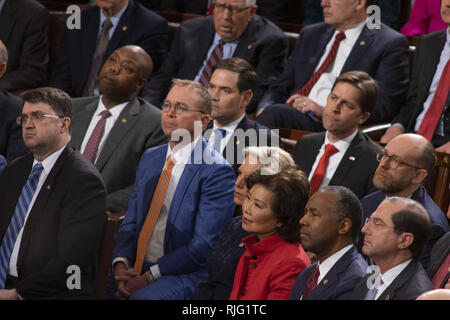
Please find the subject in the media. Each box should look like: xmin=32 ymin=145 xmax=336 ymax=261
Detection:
xmin=320 ymin=186 xmax=363 ymax=244
xmin=416 ymin=140 xmax=436 ymax=178
xmin=21 ymin=87 xmax=72 ymax=120
xmin=246 ymin=167 xmax=310 ymax=243
xmin=212 ymin=57 xmax=259 ymax=93
xmin=387 ymin=198 xmax=431 ymax=260
xmin=332 ymin=70 xmax=379 ymax=114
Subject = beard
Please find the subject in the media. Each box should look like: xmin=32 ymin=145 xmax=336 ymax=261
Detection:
xmin=373 ymin=168 xmax=412 ymax=195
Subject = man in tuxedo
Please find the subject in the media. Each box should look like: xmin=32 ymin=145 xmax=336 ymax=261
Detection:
xmin=71 ymin=45 xmax=166 ymax=213
xmin=204 ymin=57 xmax=278 ymax=175
xmin=256 ymin=0 xmax=409 ymax=130
xmin=0 ymin=41 xmax=28 ymax=161
xmin=361 ymin=134 xmax=449 ymax=269
xmin=111 ymin=79 xmax=235 ymax=300
xmin=0 ymin=87 xmax=107 ymax=300
xmin=0 ymin=0 xmax=49 ymax=92
xmin=293 ymin=71 xmax=381 ymax=199
xmin=51 ymin=0 xmax=168 ymax=98
xmin=351 ymin=197 xmax=434 ymax=300
xmin=381 ymin=0 xmax=450 ymax=151
xmin=290 ymin=186 xmax=368 ymax=300
xmin=141 ymin=0 xmax=288 ymax=114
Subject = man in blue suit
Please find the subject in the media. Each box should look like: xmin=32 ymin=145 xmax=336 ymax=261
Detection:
xmin=110 ymin=79 xmax=235 ymax=300
xmin=51 ymin=0 xmax=168 ymax=98
xmin=290 ymin=186 xmax=368 ymax=300
xmin=256 ymin=0 xmax=409 ymax=130
xmin=360 ymin=134 xmax=450 ymax=269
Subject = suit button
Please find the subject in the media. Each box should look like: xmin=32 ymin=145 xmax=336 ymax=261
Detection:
xmin=250 ymin=262 xmax=257 ymax=269
xmin=241 ymin=289 xmax=247 ymax=295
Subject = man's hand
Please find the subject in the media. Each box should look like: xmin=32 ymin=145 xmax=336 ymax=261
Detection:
xmin=113 ymin=262 xmax=135 ymax=300
xmin=0 ymin=289 xmax=19 ymax=300
xmin=380 ymin=126 xmax=404 ymax=144
xmin=436 ymin=141 xmax=450 ymax=154
xmin=286 ymin=94 xmax=324 ymax=118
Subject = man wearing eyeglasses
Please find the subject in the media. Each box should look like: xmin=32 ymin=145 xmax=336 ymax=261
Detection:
xmin=70 ymin=45 xmax=166 ymax=214
xmin=141 ymin=0 xmax=288 ymax=115
xmin=0 ymin=87 xmax=107 ymax=299
xmin=110 ymin=79 xmax=235 ymax=300
xmin=360 ymin=133 xmax=450 ymax=269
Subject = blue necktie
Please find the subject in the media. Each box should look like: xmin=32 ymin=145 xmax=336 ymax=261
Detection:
xmin=0 ymin=163 xmax=44 ymax=288
xmin=365 ymin=278 xmax=384 ymax=300
xmin=213 ymin=128 xmax=226 ymax=152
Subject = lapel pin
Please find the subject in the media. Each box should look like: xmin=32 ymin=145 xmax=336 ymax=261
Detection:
xmin=323 ymin=279 xmax=328 ymax=285
xmin=385 ymin=295 xmax=390 ymax=300
xmin=122 ymin=26 xmax=128 ymax=31
xmin=121 ymin=118 xmax=127 ymax=123
xmin=238 ymin=242 xmax=244 ymax=247
xmin=360 ymin=41 xmax=365 ymax=46
xmin=349 ymin=156 xmax=356 ymax=161
xmin=248 ymin=45 xmax=253 ymax=50
xmin=46 ymin=185 xmax=51 ymax=190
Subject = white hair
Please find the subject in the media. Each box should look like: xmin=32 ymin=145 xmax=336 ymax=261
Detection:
xmin=244 ymin=146 xmax=294 ymax=175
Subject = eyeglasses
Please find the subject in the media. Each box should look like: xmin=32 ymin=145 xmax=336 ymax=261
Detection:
xmin=17 ymin=112 xmax=64 ymax=126
xmin=364 ymin=217 xmax=394 ymax=229
xmin=213 ymin=1 xmax=253 ymax=15
xmin=161 ymin=101 xmax=206 ymax=115
xmin=376 ymin=150 xmax=421 ymax=170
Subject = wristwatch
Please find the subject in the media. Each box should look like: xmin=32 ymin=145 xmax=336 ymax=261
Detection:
xmin=143 ymin=270 xmax=154 ymax=284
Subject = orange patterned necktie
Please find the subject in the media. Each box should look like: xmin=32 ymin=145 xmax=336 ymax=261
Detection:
xmin=134 ymin=156 xmax=175 ymax=275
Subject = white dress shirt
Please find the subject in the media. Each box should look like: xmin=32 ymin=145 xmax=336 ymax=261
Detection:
xmin=308 ymin=20 xmax=367 ymax=107
xmin=79 ymin=97 xmax=128 ymax=163
xmin=374 ymin=259 xmax=412 ymax=300
xmin=207 ymin=114 xmax=245 ymax=153
xmin=308 ymin=130 xmax=358 ymax=189
xmin=8 ymin=145 xmax=67 ymax=277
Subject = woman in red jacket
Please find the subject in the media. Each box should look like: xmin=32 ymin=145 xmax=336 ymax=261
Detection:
xmin=229 ymin=168 xmax=311 ymax=300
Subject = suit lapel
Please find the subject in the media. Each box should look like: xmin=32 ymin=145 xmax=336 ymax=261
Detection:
xmin=191 ymin=18 xmax=216 ymax=77
xmin=342 ymin=25 xmax=376 ymax=72
xmin=378 ymin=261 xmax=418 ymax=300
xmin=303 ymin=132 xmax=326 ymax=174
xmin=233 ymin=18 xmax=256 ymax=60
xmin=0 ymin=1 xmax=17 ymax=43
xmin=71 ymin=98 xmax=98 ymax=149
xmin=95 ymin=99 xmax=140 ymax=171
xmin=222 ymin=116 xmax=248 ymax=160
xmin=80 ymin=7 xmax=101 ymax=83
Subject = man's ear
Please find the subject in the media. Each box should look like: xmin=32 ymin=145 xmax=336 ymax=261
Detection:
xmin=397 ymin=232 xmax=414 ymax=250
xmin=240 ymin=89 xmax=253 ymax=110
xmin=0 ymin=62 xmax=7 ymax=79
xmin=338 ymin=217 xmax=352 ymax=237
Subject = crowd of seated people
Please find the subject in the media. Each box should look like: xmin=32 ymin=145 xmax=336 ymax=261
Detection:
xmin=0 ymin=0 xmax=449 ymax=301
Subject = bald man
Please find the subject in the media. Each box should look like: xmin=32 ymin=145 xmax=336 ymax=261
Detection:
xmin=70 ymin=45 xmax=167 ymax=213
xmin=360 ymin=134 xmax=450 ymax=269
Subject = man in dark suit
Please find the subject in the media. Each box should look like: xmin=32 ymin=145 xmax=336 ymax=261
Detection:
xmin=361 ymin=134 xmax=450 ymax=269
xmin=141 ymin=0 xmax=288 ymax=114
xmin=0 ymin=41 xmax=28 ymax=161
xmin=290 ymin=186 xmax=368 ymax=300
xmin=256 ymin=0 xmax=409 ymax=130
xmin=293 ymin=71 xmax=381 ymax=199
xmin=381 ymin=0 xmax=450 ymax=151
xmin=51 ymin=0 xmax=168 ymax=98
xmin=0 ymin=0 xmax=49 ymax=92
xmin=203 ymin=57 xmax=279 ymax=175
xmin=70 ymin=45 xmax=166 ymax=213
xmin=0 ymin=87 xmax=107 ymax=300
xmin=111 ymin=79 xmax=235 ymax=300
xmin=427 ymin=232 xmax=450 ymax=288
xmin=351 ymin=197 xmax=434 ymax=300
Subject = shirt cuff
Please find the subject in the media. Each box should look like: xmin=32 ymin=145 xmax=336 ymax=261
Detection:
xmin=112 ymin=257 xmax=130 ymax=271
xmin=149 ymin=264 xmax=161 ymax=280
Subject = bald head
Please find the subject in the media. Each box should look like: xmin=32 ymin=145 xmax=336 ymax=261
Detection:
xmin=118 ymin=45 xmax=153 ymax=79
xmin=417 ymin=289 xmax=450 ymax=300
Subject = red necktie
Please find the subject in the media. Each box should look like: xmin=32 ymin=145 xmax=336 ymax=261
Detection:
xmin=82 ymin=110 xmax=111 ymax=163
xmin=199 ymin=40 xmax=224 ymax=87
xmin=416 ymin=60 xmax=450 ymax=141
xmin=310 ymin=144 xmax=339 ymax=194
xmin=207 ymin=0 xmax=214 ymax=15
xmin=289 ymin=32 xmax=346 ymax=104
xmin=302 ymin=264 xmax=320 ymax=299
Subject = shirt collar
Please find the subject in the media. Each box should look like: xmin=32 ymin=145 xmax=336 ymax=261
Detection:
xmin=339 ymin=18 xmax=368 ymax=44
xmin=99 ymin=1 xmax=128 ymax=29
xmin=380 ymin=259 xmax=412 ymax=288
xmin=318 ymin=244 xmax=353 ymax=280
xmin=213 ymin=113 xmax=245 ymax=135
xmin=167 ymin=135 xmax=202 ymax=166
xmin=32 ymin=145 xmax=67 ymax=175
xmin=213 ymin=32 xmax=239 ymax=46
xmin=324 ymin=129 xmax=358 ymax=150
xmin=97 ymin=96 xmax=128 ymax=120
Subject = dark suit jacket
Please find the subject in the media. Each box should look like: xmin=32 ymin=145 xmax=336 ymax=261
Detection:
xmin=0 ymin=89 xmax=27 ymax=161
xmin=351 ymin=260 xmax=434 ymax=300
xmin=289 ymin=246 xmax=368 ymax=300
xmin=259 ymin=22 xmax=410 ymax=124
xmin=141 ymin=15 xmax=288 ymax=113
xmin=0 ymin=0 xmax=49 ymax=91
xmin=361 ymin=187 xmax=450 ymax=269
xmin=51 ymin=0 xmax=168 ymax=97
xmin=204 ymin=115 xmax=280 ymax=175
xmin=70 ymin=96 xmax=167 ymax=213
xmin=392 ymin=30 xmax=450 ymax=147
xmin=293 ymin=130 xmax=381 ymax=199
xmin=0 ymin=154 xmax=6 ymax=174
xmin=0 ymin=147 xmax=107 ymax=299
xmin=427 ymin=232 xmax=450 ymax=284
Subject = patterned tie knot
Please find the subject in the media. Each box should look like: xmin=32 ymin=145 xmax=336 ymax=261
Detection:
xmin=335 ymin=31 xmax=346 ymax=42
xmin=216 ymin=128 xmax=227 ymax=138
xmin=30 ymin=163 xmax=44 ymax=179
xmin=100 ymin=110 xmax=112 ymax=119
xmin=324 ymin=143 xmax=339 ymax=156
xmin=102 ymin=18 xmax=113 ymax=32
xmin=166 ymin=155 xmax=175 ymax=170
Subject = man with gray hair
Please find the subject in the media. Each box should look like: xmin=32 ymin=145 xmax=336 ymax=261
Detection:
xmin=361 ymin=133 xmax=449 ymax=269
xmin=0 ymin=40 xmax=27 ymax=161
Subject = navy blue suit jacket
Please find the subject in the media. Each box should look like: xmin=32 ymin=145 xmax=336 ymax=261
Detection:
xmin=259 ymin=22 xmax=410 ymax=124
xmin=51 ymin=0 xmax=168 ymax=97
xmin=360 ymin=187 xmax=450 ymax=269
xmin=289 ymin=246 xmax=368 ymax=300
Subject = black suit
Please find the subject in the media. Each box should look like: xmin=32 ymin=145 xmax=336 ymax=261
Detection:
xmin=351 ymin=260 xmax=434 ymax=300
xmin=0 ymin=0 xmax=49 ymax=91
xmin=0 ymin=89 xmax=27 ymax=161
xmin=204 ymin=115 xmax=280 ymax=175
xmin=141 ymin=15 xmax=288 ymax=113
xmin=293 ymin=130 xmax=381 ymax=199
xmin=393 ymin=30 xmax=450 ymax=147
xmin=0 ymin=147 xmax=107 ymax=299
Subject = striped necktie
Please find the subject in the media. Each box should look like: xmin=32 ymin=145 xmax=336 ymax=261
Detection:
xmin=134 ymin=156 xmax=175 ymax=275
xmin=82 ymin=110 xmax=112 ymax=163
xmin=301 ymin=264 xmax=320 ymax=299
xmin=0 ymin=163 xmax=44 ymax=288
xmin=199 ymin=40 xmax=224 ymax=87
